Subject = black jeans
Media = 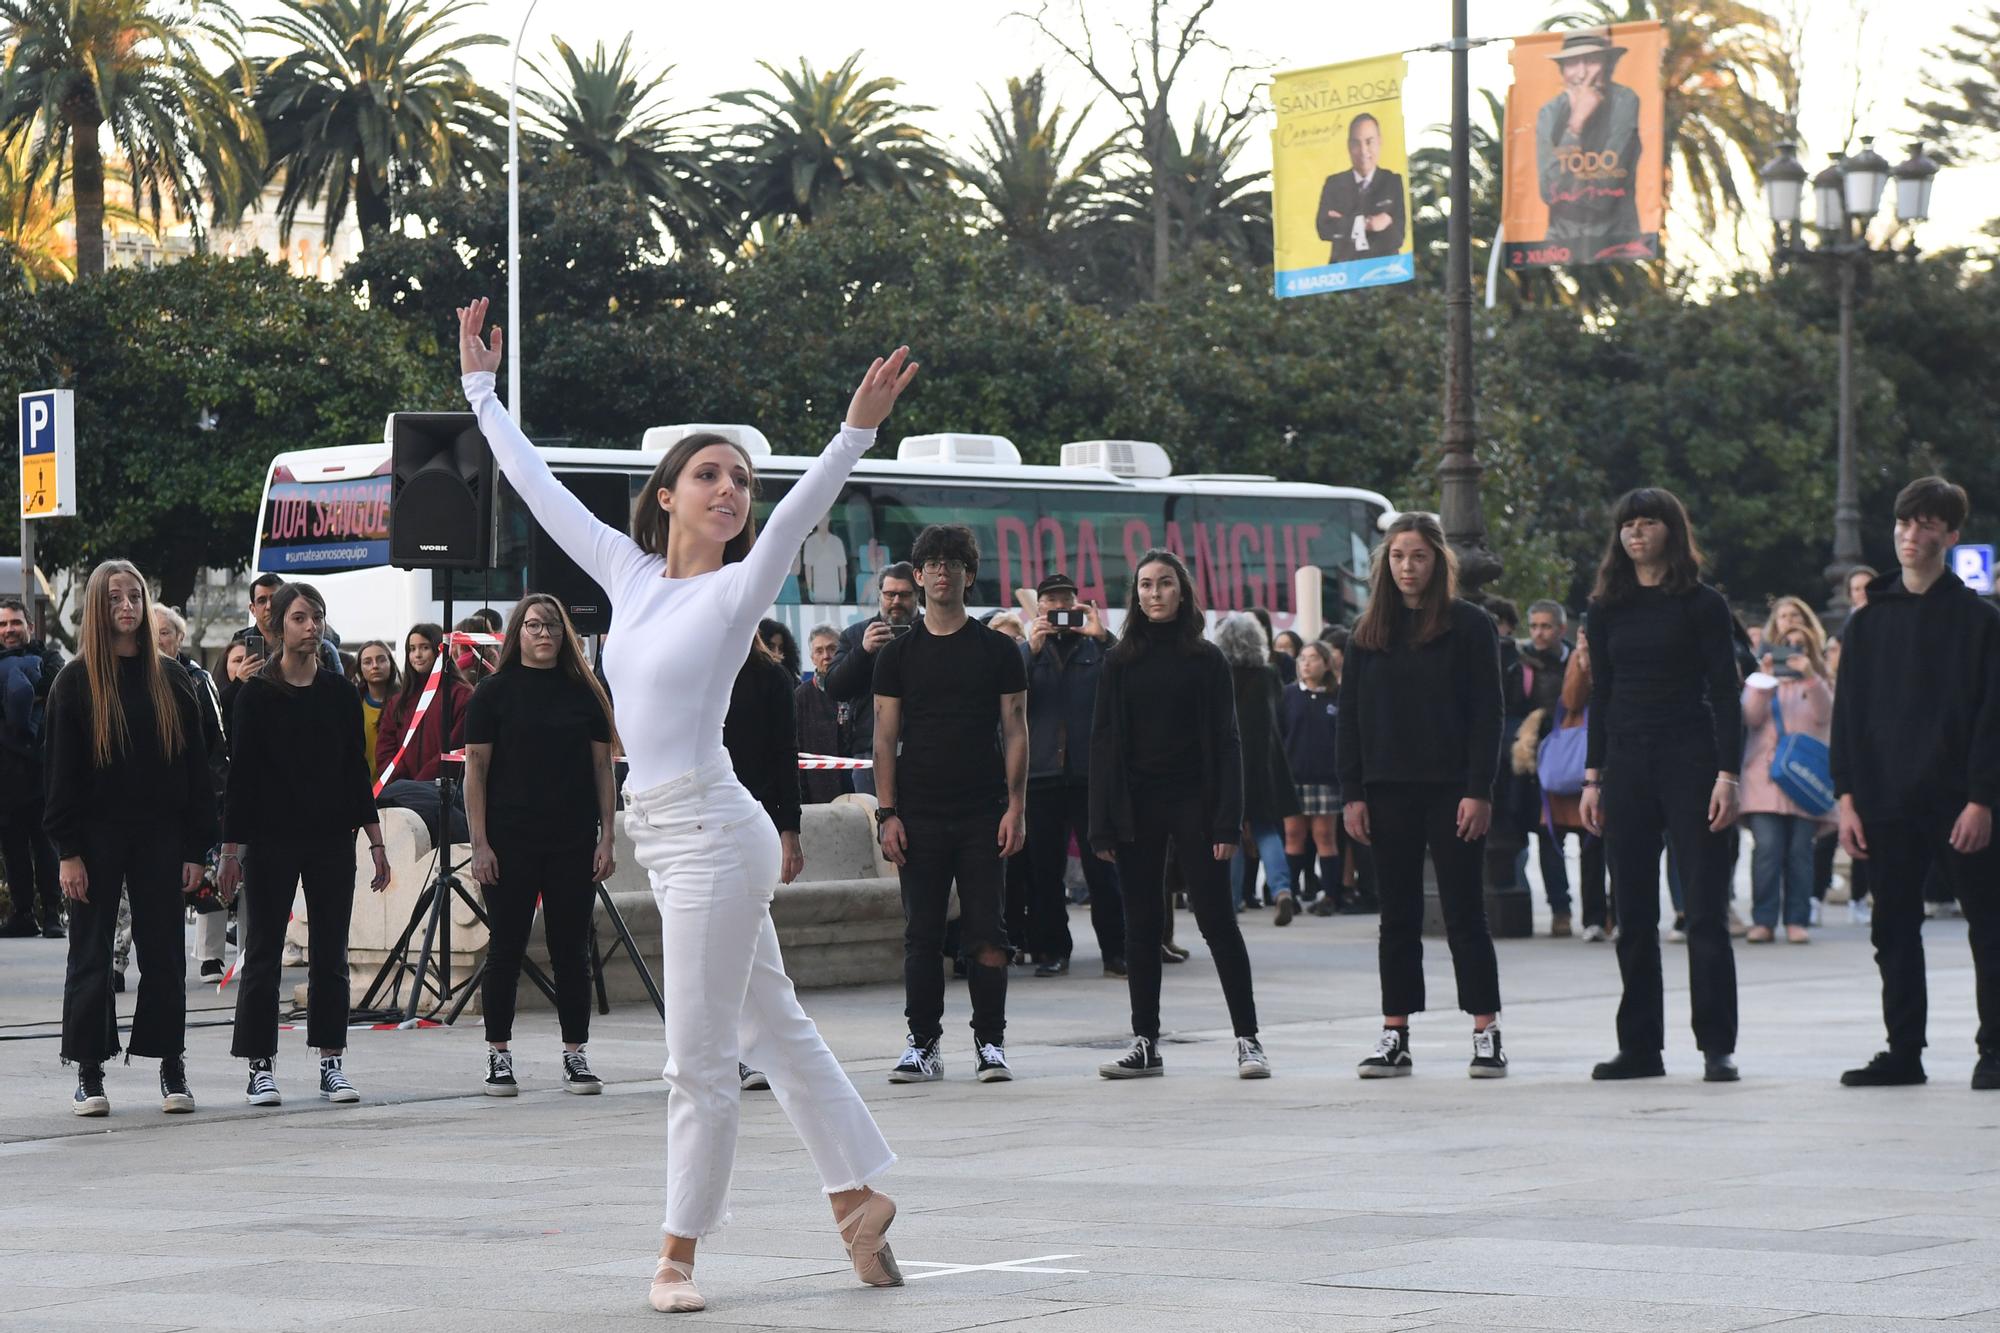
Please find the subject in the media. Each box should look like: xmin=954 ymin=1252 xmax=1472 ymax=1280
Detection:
xmin=1369 ymin=783 xmax=1501 ymax=1016
xmin=1544 ymin=826 xmax=1609 ymax=929
xmin=1603 ymin=734 xmax=1739 ymax=1056
xmin=1115 ymin=792 xmax=1258 ymax=1042
xmin=232 ymin=832 xmax=356 ymax=1057
xmin=1533 ymin=825 xmax=1572 ymax=914
xmin=1 ymin=793 xmax=60 ymax=929
xmin=61 ymin=819 xmax=183 ymax=1064
xmin=1026 ymin=780 xmax=1124 ymax=963
xmin=1863 ymin=807 xmax=1999 ymax=1054
xmin=483 ymin=831 xmax=596 ymax=1045
xmin=899 ymin=809 xmax=1008 ymax=1048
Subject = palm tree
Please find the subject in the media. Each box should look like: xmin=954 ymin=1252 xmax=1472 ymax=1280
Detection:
xmin=718 ymin=52 xmax=952 ymax=229
xmin=0 ymin=0 xmax=263 ymax=279
xmin=0 ymin=129 xmax=73 ymax=285
xmin=1542 ymin=0 xmax=1794 ymax=236
xmin=956 ymin=71 xmax=1119 ymax=248
xmin=525 ymin=34 xmax=735 ymax=254
xmin=1099 ymin=105 xmax=1270 ymax=272
xmin=248 ymin=0 xmax=503 ymax=245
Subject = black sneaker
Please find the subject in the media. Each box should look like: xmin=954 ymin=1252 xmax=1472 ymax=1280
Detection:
xmin=485 ymin=1049 xmax=518 ymax=1097
xmin=1704 ymin=1053 xmax=1740 ymax=1083
xmin=1470 ymin=1026 xmax=1507 ymax=1079
xmin=40 ymin=919 xmax=64 ymax=939
xmin=1840 ymin=1050 xmax=1926 ymax=1087
xmin=1974 ymin=1050 xmax=1999 ymax=1091
xmin=1034 ymin=957 xmax=1069 ymax=977
xmin=246 ymin=1058 xmax=281 ymax=1106
xmin=1160 ymin=943 xmax=1188 ymax=964
xmin=739 ymin=1063 xmax=770 ymax=1091
xmin=562 ymin=1049 xmax=602 ymax=1095
xmin=1592 ymin=1051 xmax=1667 ymax=1080
xmin=1103 ymin=956 xmax=1127 ymax=979
xmin=199 ymin=959 xmax=224 ymax=983
xmin=72 ymin=1063 xmax=108 ymax=1117
xmin=1099 ymin=1036 xmax=1163 ymax=1079
xmin=1273 ymin=895 xmax=1297 ymax=927
xmin=1 ymin=915 xmax=37 ymax=937
xmin=975 ymin=1042 xmax=1013 ymax=1083
xmin=319 ymin=1055 xmax=360 ymax=1103
xmin=887 ymin=1037 xmax=942 ymax=1084
xmin=1358 ymin=1027 xmax=1412 ymax=1079
xmin=160 ymin=1056 xmax=195 ymax=1113
xmin=1236 ymin=1037 xmax=1271 ymax=1079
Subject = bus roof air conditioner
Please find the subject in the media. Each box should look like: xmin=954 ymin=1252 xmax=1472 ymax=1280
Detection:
xmin=896 ymin=433 xmax=1022 ymax=466
xmin=1059 ymin=439 xmax=1173 ymax=480
xmin=641 ymin=423 xmax=774 ymax=458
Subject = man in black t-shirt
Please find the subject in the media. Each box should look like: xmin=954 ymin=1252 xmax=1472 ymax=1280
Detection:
xmin=874 ymin=524 xmax=1028 ymax=1085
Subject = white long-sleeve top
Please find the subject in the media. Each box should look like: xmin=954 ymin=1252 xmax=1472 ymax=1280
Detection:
xmin=462 ymin=371 xmax=874 ymax=790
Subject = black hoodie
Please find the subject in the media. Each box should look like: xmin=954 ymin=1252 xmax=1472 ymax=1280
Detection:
xmin=1831 ymin=568 xmax=2000 ymax=820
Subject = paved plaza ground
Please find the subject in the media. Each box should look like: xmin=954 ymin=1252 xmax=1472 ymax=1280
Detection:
xmin=1 ymin=883 xmax=1996 ymax=1332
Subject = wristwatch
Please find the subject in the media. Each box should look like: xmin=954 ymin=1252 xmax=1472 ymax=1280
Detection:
xmin=875 ymin=806 xmax=898 ymax=824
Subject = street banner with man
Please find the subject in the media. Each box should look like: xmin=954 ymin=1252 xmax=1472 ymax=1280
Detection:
xmin=1502 ymin=21 xmax=1666 ymax=269
xmin=1270 ymin=54 xmax=1414 ymax=299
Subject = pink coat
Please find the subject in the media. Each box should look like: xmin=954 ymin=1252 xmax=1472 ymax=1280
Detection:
xmin=1738 ymin=674 xmax=1834 ymax=822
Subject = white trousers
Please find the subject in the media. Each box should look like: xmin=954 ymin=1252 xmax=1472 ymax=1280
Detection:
xmin=625 ymin=756 xmax=896 ymax=1239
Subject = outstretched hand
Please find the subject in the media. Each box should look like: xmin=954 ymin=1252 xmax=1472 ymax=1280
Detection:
xmin=845 ymin=346 xmax=919 ymax=430
xmin=458 ymin=297 xmax=503 ymax=376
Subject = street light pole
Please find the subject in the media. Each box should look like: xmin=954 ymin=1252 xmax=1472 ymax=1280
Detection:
xmin=1825 ymin=254 xmax=1864 ymax=604
xmin=506 ymin=0 xmax=542 ymax=424
xmin=1438 ymin=0 xmax=1501 ymax=597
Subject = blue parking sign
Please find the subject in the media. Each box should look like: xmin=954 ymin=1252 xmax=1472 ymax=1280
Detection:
xmin=1953 ymin=544 xmax=1995 ymax=596
xmin=17 ymin=388 xmax=75 ymax=519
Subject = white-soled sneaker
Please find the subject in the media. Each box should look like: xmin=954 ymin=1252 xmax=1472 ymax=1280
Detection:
xmin=1098 ymin=1036 xmax=1164 ymax=1079
xmin=72 ymin=1063 xmax=108 ymax=1116
xmin=739 ymin=1062 xmax=770 ymax=1091
xmin=887 ymin=1037 xmax=942 ymax=1084
xmin=485 ymin=1049 xmax=518 ymax=1097
xmin=319 ymin=1055 xmax=359 ymax=1103
xmin=974 ymin=1042 xmax=1013 ymax=1083
xmin=562 ymin=1049 xmax=602 ymax=1095
xmin=1236 ymin=1037 xmax=1272 ymax=1079
xmin=159 ymin=1055 xmax=195 ymax=1113
xmin=245 ymin=1057 xmax=281 ymax=1106
xmin=1470 ymin=1026 xmax=1508 ymax=1078
xmin=1358 ymin=1027 xmax=1413 ymax=1078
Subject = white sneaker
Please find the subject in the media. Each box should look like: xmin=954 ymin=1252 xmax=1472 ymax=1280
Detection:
xmin=1235 ymin=1037 xmax=1272 ymax=1079
xmin=1581 ymin=924 xmax=1607 ymax=942
xmin=1809 ymin=898 xmax=1824 ymax=927
xmin=1850 ymin=898 xmax=1873 ymax=925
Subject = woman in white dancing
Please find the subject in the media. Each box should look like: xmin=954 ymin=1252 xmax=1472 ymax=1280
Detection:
xmin=457 ymin=298 xmax=914 ymax=1314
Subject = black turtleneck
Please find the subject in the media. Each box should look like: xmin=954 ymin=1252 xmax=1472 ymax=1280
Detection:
xmin=1120 ymin=620 xmax=1204 ymax=790
xmin=43 ymin=653 xmax=218 ymax=861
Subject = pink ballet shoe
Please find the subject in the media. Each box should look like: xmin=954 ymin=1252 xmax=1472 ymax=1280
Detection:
xmin=649 ymin=1255 xmax=705 ymax=1313
xmin=835 ymin=1191 xmax=903 ymax=1287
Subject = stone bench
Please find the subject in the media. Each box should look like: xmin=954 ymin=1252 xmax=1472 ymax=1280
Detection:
xmin=292 ymin=795 xmax=903 ymax=1012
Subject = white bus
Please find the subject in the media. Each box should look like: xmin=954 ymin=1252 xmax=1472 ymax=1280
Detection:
xmin=251 ymin=427 xmax=1393 ymax=648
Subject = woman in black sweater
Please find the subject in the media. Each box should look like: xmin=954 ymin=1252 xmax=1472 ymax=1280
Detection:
xmin=47 ymin=560 xmax=217 ymax=1116
xmin=220 ymin=583 xmax=389 ymax=1106
xmin=1089 ymin=549 xmax=1267 ymax=1080
xmin=1580 ymin=489 xmax=1744 ymax=1082
xmin=1337 ymin=514 xmax=1506 ymax=1080
xmin=465 ymin=593 xmax=618 ymax=1097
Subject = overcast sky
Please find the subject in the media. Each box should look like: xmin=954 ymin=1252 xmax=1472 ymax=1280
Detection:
xmin=242 ymin=0 xmax=1996 ymax=272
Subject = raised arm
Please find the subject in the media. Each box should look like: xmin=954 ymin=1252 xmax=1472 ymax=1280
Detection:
xmin=731 ymin=348 xmax=919 ymax=614
xmin=458 ymin=299 xmax=645 ymax=593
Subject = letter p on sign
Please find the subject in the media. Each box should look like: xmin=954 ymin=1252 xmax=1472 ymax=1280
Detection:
xmin=18 ymin=389 xmax=76 ymax=519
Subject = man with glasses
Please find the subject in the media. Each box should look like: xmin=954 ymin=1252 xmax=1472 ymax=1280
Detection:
xmin=873 ymin=527 xmax=1028 ymax=1085
xmin=823 ymin=561 xmax=920 ymax=797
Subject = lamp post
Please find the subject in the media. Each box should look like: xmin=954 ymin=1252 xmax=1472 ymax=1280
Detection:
xmin=1438 ymin=0 xmax=1502 ymax=598
xmin=506 ymin=0 xmax=543 ymax=424
xmin=1760 ymin=136 xmax=1939 ymax=625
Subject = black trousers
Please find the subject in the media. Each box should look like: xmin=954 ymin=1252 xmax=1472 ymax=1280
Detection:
xmin=1026 ymin=780 xmax=1125 ymax=964
xmin=899 ymin=809 xmax=1008 ymax=1048
xmin=232 ymin=832 xmax=356 ymax=1057
xmin=482 ymin=831 xmax=596 ymax=1045
xmin=61 ymin=819 xmax=183 ymax=1065
xmin=1546 ymin=827 xmax=1609 ymax=929
xmin=1603 ymin=734 xmax=1739 ymax=1056
xmin=1370 ymin=783 xmax=1501 ymax=1016
xmin=1115 ymin=792 xmax=1258 ymax=1042
xmin=1 ymin=793 xmax=60 ymax=928
xmin=1863 ymin=807 xmax=1999 ymax=1054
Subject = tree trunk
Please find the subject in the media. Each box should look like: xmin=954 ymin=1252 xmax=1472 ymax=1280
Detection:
xmin=1150 ymin=162 xmax=1170 ymax=301
xmin=69 ymin=106 xmax=106 ymax=280
xmin=355 ymin=167 xmax=392 ymax=241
